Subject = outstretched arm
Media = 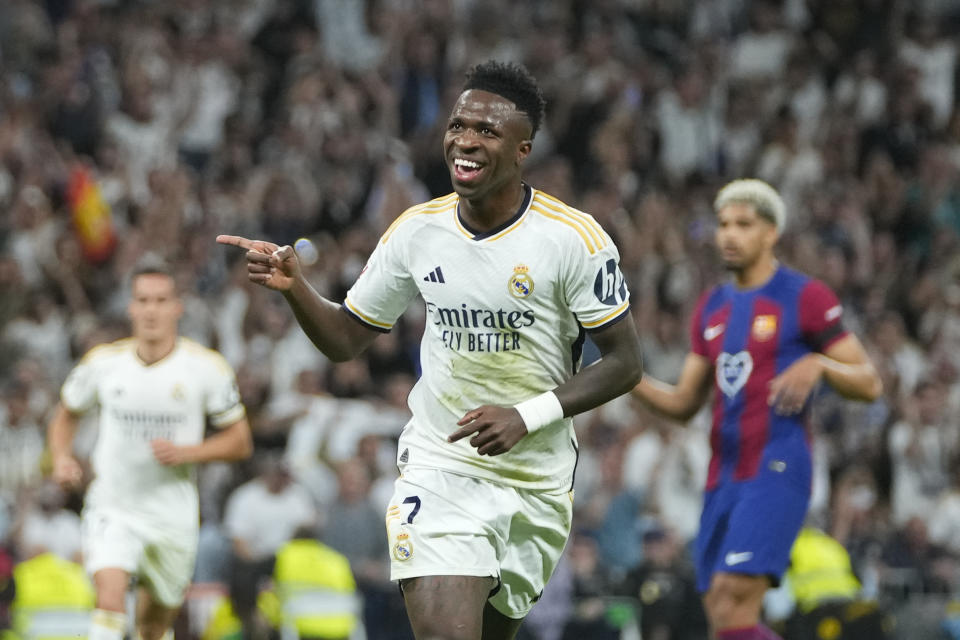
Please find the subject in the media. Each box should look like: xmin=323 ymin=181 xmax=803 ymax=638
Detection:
xmin=632 ymin=353 xmax=713 ymax=422
xmin=448 ymin=313 xmax=644 ymax=456
xmin=217 ymin=235 xmax=380 ymax=361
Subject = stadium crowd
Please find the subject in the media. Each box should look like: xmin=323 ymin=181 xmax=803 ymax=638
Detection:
xmin=3 ymin=0 xmax=960 ymax=638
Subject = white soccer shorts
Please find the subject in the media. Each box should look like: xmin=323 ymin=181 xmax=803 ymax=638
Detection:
xmin=385 ymin=466 xmax=573 ymax=619
xmin=82 ymin=507 xmax=198 ymax=608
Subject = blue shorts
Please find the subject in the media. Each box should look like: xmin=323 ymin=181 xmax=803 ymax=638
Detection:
xmin=694 ymin=468 xmax=810 ymax=593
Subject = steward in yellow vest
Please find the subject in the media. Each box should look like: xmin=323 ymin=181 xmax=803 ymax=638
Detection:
xmin=10 ymin=553 xmax=95 ymax=640
xmin=784 ymin=528 xmax=893 ymax=640
xmin=273 ymin=539 xmax=360 ymax=640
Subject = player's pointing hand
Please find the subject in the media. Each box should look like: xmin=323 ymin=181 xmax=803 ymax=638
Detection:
xmin=216 ymin=234 xmax=302 ymax=291
xmin=448 ymin=405 xmax=529 ymax=456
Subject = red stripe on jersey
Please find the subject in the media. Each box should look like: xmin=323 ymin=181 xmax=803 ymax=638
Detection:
xmin=703 ymin=304 xmax=731 ymax=491
xmin=707 ymin=395 xmax=724 ymax=490
xmin=733 ymin=298 xmax=781 ymax=481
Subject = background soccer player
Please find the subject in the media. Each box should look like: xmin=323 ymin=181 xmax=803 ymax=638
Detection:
xmin=218 ymin=60 xmax=643 ymax=640
xmin=48 ymin=259 xmax=253 ymax=640
xmin=632 ymin=179 xmax=882 ymax=640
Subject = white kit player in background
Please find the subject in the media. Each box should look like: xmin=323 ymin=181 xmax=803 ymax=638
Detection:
xmin=218 ymin=60 xmax=643 ymax=640
xmin=48 ymin=258 xmax=253 ymax=640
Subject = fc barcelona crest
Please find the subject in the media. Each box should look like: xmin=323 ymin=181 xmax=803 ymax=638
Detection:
xmin=752 ymin=315 xmax=777 ymax=341
xmin=508 ymin=264 xmax=534 ymax=298
xmin=393 ymin=532 xmax=413 ymax=561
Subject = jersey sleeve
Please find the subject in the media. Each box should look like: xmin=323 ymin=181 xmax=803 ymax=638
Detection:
xmin=342 ymin=228 xmax=419 ymax=333
xmin=60 ymin=351 xmax=103 ymax=413
xmin=798 ymin=279 xmax=849 ymax=352
xmin=689 ymin=291 xmax=710 ymax=357
xmin=563 ymin=231 xmax=631 ymax=331
xmin=204 ymin=354 xmax=246 ymax=428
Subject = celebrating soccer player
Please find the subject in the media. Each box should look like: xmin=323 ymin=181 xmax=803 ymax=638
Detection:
xmin=632 ymin=179 xmax=883 ymax=640
xmin=218 ymin=60 xmax=643 ymax=640
xmin=49 ymin=258 xmax=253 ymax=640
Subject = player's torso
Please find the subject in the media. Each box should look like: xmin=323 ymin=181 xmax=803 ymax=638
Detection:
xmin=412 ymin=193 xmax=593 ymax=405
xmin=93 ymin=342 xmax=209 ymax=449
xmin=84 ymin=341 xmax=210 ymax=520
xmin=699 ymin=268 xmax=813 ymax=486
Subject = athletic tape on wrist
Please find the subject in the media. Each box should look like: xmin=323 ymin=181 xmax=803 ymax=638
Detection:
xmin=514 ymin=391 xmax=564 ymax=433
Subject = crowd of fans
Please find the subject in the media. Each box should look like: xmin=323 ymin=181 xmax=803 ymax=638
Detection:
xmin=3 ymin=0 xmax=960 ymax=638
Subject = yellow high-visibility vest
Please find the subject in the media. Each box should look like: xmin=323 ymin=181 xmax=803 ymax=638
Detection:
xmin=202 ymin=591 xmax=282 ymax=640
xmin=273 ymin=539 xmax=360 ymax=639
xmin=11 ymin=553 xmax=95 ymax=640
xmin=788 ymin=528 xmax=862 ymax=613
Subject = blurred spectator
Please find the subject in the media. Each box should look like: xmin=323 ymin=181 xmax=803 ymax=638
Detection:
xmin=888 ymin=378 xmax=956 ymax=525
xmin=223 ymin=452 xmax=316 ymax=565
xmin=12 ymin=481 xmax=81 ymax=563
xmin=559 ymin=531 xmax=621 ymax=640
xmin=617 ymin=524 xmax=707 ymax=640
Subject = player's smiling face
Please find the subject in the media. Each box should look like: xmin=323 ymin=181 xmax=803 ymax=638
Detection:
xmin=128 ymin=274 xmax=183 ymax=343
xmin=443 ymin=89 xmax=532 ymax=200
xmin=715 ymin=202 xmax=778 ymax=271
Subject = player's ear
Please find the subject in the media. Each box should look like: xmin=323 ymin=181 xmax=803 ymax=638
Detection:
xmin=517 ymin=139 xmax=532 ymax=165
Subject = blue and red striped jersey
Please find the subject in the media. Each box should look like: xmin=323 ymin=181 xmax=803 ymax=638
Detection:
xmin=690 ymin=265 xmax=848 ymax=491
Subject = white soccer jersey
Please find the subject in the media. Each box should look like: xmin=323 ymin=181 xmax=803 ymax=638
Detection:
xmin=61 ymin=338 xmax=245 ymax=533
xmin=344 ymin=185 xmax=630 ymax=490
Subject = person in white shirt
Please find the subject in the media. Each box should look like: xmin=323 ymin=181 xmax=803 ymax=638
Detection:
xmin=222 ymin=452 xmax=316 ymax=563
xmin=48 ymin=258 xmax=253 ymax=640
xmin=218 ymin=60 xmax=643 ymax=640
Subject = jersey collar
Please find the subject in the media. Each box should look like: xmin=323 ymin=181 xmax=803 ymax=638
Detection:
xmin=455 ymin=184 xmax=532 ymax=241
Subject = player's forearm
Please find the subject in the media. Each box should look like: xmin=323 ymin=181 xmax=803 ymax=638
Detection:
xmin=632 ymin=377 xmax=702 ymax=422
xmin=47 ymin=404 xmax=78 ymax=460
xmin=554 ymin=344 xmax=643 ymax=417
xmin=817 ymin=355 xmax=883 ymax=401
xmin=282 ymin=277 xmax=371 ymax=361
xmin=183 ymin=420 xmax=253 ymax=463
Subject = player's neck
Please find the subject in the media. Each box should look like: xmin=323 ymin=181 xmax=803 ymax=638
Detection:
xmin=734 ymin=256 xmax=778 ymax=289
xmin=458 ymin=181 xmax=526 ymax=232
xmin=135 ymin=335 xmax=177 ymax=365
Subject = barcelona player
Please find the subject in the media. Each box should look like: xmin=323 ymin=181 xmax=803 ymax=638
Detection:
xmin=632 ymin=179 xmax=882 ymax=640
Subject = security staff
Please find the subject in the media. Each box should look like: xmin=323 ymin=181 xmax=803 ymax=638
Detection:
xmin=10 ymin=552 xmax=95 ymax=640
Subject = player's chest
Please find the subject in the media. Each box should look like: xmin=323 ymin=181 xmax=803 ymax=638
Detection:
xmin=700 ymin=299 xmax=806 ymax=365
xmin=97 ymin=360 xmax=202 ymax=410
xmin=410 ymin=234 xmax=560 ymax=310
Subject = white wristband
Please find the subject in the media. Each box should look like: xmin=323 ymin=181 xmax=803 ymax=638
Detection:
xmin=514 ymin=391 xmax=564 ymax=433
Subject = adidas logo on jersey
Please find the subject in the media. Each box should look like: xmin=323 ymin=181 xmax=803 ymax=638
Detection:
xmin=399 ymin=448 xmax=409 ymax=463
xmin=423 ymin=266 xmax=445 ymax=283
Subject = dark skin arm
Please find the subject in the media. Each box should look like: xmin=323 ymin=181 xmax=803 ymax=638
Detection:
xmin=216 ymin=235 xmax=380 ymax=361
xmin=448 ymin=313 xmax=644 ymax=455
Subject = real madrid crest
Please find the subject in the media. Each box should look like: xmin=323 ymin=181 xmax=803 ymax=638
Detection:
xmin=393 ymin=532 xmax=413 ymax=561
xmin=508 ymin=264 xmax=534 ymax=298
xmin=171 ymin=383 xmax=185 ymax=401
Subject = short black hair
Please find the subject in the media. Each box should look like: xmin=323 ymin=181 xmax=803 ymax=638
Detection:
xmin=462 ymin=60 xmax=546 ymax=139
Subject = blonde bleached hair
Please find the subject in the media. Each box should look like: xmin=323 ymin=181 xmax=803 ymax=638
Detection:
xmin=714 ymin=179 xmax=786 ymax=234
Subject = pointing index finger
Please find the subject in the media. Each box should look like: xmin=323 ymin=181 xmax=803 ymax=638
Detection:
xmin=216 ymin=234 xmax=255 ymax=250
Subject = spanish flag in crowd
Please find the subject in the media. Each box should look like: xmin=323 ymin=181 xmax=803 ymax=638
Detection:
xmin=67 ymin=165 xmax=115 ymax=263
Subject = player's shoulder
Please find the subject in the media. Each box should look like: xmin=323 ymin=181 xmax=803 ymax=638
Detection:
xmin=697 ymin=283 xmax=729 ymax=313
xmin=379 ymin=192 xmax=459 ymax=244
xmin=778 ymin=265 xmax=837 ymax=300
xmin=177 ymin=338 xmax=236 ymax=375
xmin=79 ymin=338 xmax=135 ymax=364
xmin=528 ymin=189 xmax=612 ymax=255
